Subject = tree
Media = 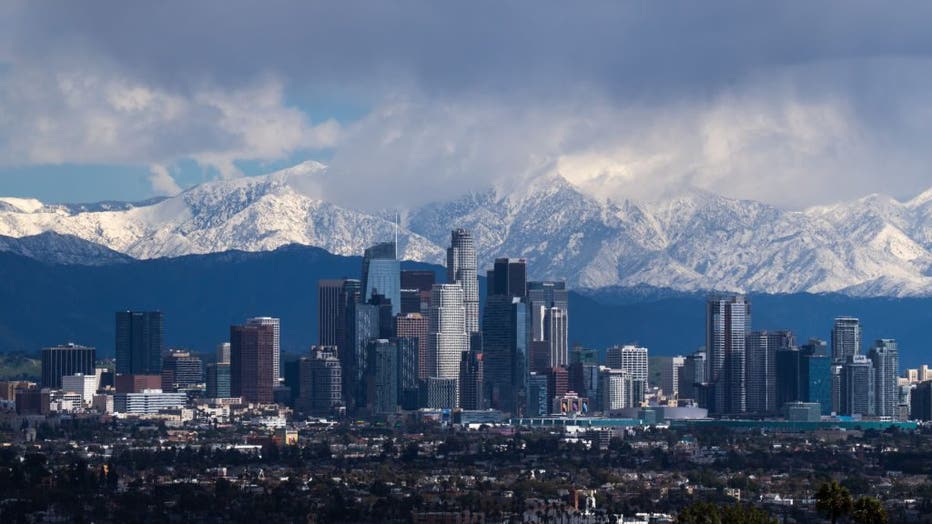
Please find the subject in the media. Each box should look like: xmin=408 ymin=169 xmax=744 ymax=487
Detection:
xmin=851 ymin=496 xmax=888 ymax=524
xmin=677 ymin=501 xmax=722 ymax=524
xmin=678 ymin=502 xmax=776 ymax=524
xmin=816 ymin=481 xmax=853 ymax=524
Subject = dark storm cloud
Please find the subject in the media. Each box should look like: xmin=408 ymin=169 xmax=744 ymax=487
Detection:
xmin=3 ymin=1 xmax=932 ymax=207
xmin=9 ymin=1 xmax=932 ymax=100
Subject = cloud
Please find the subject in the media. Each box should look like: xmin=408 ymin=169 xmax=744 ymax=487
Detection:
xmin=3 ymin=2 xmax=932 ymax=207
xmin=148 ymin=164 xmax=181 ymax=196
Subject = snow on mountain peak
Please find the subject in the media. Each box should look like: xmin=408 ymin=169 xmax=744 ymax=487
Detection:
xmin=1 ymin=162 xmax=931 ymax=297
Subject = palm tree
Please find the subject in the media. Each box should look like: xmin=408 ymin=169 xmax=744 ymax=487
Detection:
xmin=851 ymin=496 xmax=888 ymax=524
xmin=815 ymin=481 xmax=853 ymax=524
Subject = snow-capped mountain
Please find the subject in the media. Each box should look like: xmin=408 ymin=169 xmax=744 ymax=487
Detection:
xmin=1 ymin=162 xmax=931 ymax=296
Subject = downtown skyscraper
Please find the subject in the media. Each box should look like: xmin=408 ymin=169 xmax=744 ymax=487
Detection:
xmin=831 ymin=317 xmax=861 ymax=362
xmin=115 ymin=311 xmax=163 ymax=375
xmin=230 ymin=322 xmax=276 ymax=403
xmin=868 ymin=339 xmax=899 ymax=418
xmin=247 ymin=317 xmax=280 ymax=381
xmin=746 ymin=330 xmax=794 ymax=415
xmin=706 ymin=295 xmax=751 ymax=415
xmin=447 ymin=228 xmax=480 ymax=335
xmin=361 ymin=242 xmax=400 ymax=316
xmin=427 ymin=284 xmax=469 ymax=386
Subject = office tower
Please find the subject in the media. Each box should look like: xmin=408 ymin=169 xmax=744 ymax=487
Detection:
xmin=246 ymin=317 xmax=280 ymax=381
xmin=216 ymin=343 xmax=231 ymax=365
xmin=41 ymin=343 xmax=96 ymax=389
xmin=487 ymin=258 xmax=527 ymax=298
xmin=401 ymin=270 xmax=435 ymax=314
xmin=482 ymin=295 xmax=528 ymax=414
xmin=527 ymin=281 xmax=569 ymax=342
xmin=369 ymin=293 xmax=396 ymax=339
xmin=570 ymin=346 xmax=599 ymax=365
xmin=401 ymin=270 xmax=436 ymax=292
xmin=61 ymin=374 xmax=98 ymax=405
xmin=527 ymin=373 xmax=549 ymax=416
xmin=366 ymin=339 xmax=398 ymax=414
xmin=361 ymin=242 xmax=400 ymax=316
xmin=800 ymin=339 xmax=832 ymax=415
xmin=528 ymin=341 xmax=550 ymax=374
xmin=571 ymin=362 xmax=601 ymax=411
xmin=400 ymin=289 xmax=422 ymax=315
xmin=832 ymin=317 xmax=861 ymax=363
xmin=544 ymin=306 xmax=569 ymax=368
xmin=206 ymin=363 xmax=231 ymax=398
xmin=600 ymin=368 xmax=632 ymax=412
xmin=115 ymin=374 xmax=161 ymax=393
xmin=459 ymin=350 xmax=485 ymax=410
xmin=706 ymin=295 xmax=751 ymax=415
xmin=746 ymin=331 xmax=793 ymax=414
xmin=318 ymin=279 xmax=345 ymax=346
xmin=396 ymin=337 xmax=420 ymax=410
xmin=662 ymin=356 xmax=685 ymax=399
xmin=334 ymin=279 xmax=361 ymax=358
xmin=546 ymin=367 xmax=569 ymax=414
xmin=840 ymin=355 xmax=875 ymax=416
xmin=423 ymin=377 xmax=458 ymax=409
xmin=297 ymin=346 xmax=342 ymax=414
xmin=447 ymin=229 xmax=480 ymax=334
xmin=396 ymin=313 xmax=429 ymax=380
xmin=678 ymin=351 xmax=707 ymax=401
xmin=869 ymin=339 xmax=899 ymax=418
xmin=115 ymin=311 xmax=163 ymax=375
xmin=605 ymin=345 xmax=648 ymax=400
xmin=344 ymin=301 xmax=380 ymax=409
xmin=160 ymin=351 xmax=203 ymax=391
xmin=230 ymin=322 xmax=275 ymax=403
xmin=427 ymin=284 xmax=469 ymax=387
xmin=775 ymin=347 xmax=803 ymax=408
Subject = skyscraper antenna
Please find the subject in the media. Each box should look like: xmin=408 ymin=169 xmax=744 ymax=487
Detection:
xmin=394 ymin=212 xmax=399 ymax=259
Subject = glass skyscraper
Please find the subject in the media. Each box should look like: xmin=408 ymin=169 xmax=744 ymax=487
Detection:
xmin=115 ymin=311 xmax=163 ymax=375
xmin=361 ymin=242 xmax=400 ymax=316
xmin=706 ymin=295 xmax=751 ymax=415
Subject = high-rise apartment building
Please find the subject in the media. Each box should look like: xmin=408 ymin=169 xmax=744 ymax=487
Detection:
xmin=868 ymin=339 xmax=899 ymax=418
xmin=600 ymin=367 xmax=632 ymax=412
xmin=706 ymin=296 xmax=750 ymax=415
xmin=662 ymin=356 xmax=685 ymax=399
xmin=605 ymin=345 xmax=648 ymax=401
xmin=447 ymin=229 xmax=480 ymax=334
xmin=41 ymin=343 xmax=96 ymax=389
xmin=246 ymin=317 xmax=280 ymax=381
xmin=115 ymin=311 xmax=163 ymax=375
xmin=746 ymin=331 xmax=793 ymax=414
xmin=361 ymin=242 xmax=400 ymax=316
xmin=831 ymin=317 xmax=861 ymax=363
xmin=230 ymin=322 xmax=275 ymax=403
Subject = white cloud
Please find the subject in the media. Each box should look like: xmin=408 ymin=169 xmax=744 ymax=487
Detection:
xmin=147 ymin=164 xmax=181 ymax=196
xmin=0 ymin=65 xmax=340 ymax=182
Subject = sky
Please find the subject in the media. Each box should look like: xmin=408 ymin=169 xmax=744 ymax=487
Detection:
xmin=1 ymin=1 xmax=932 ymax=210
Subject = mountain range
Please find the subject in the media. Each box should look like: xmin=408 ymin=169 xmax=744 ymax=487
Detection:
xmin=2 ymin=161 xmax=931 ymax=296
xmin=1 ymin=243 xmax=930 ymax=368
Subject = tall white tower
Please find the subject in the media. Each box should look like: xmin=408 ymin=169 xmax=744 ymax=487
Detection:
xmin=428 ymin=284 xmax=469 ymax=389
xmin=446 ymin=229 xmax=480 ymax=334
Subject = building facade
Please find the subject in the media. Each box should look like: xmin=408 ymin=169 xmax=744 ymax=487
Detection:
xmin=706 ymin=296 xmax=750 ymax=415
xmin=115 ymin=311 xmax=163 ymax=375
xmin=41 ymin=343 xmax=96 ymax=389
